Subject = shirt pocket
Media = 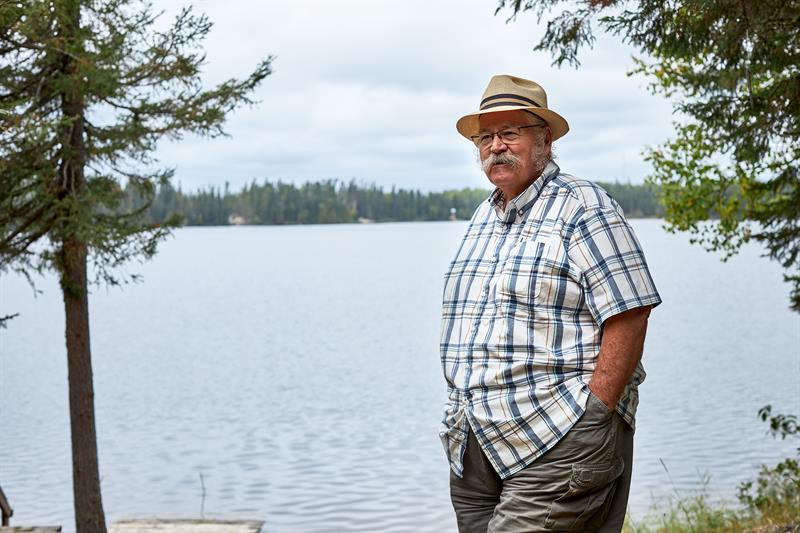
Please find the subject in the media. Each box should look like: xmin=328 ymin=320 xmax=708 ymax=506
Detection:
xmin=497 ymin=238 xmax=552 ymax=310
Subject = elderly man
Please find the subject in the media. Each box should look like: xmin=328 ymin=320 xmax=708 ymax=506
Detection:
xmin=440 ymin=75 xmax=662 ymax=533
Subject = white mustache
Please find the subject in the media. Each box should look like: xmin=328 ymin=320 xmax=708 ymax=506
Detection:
xmin=481 ymin=152 xmax=521 ymax=173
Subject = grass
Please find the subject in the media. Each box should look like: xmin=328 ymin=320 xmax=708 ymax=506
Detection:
xmin=623 ymin=494 xmax=799 ymax=533
xmin=622 ymin=456 xmax=800 ymax=533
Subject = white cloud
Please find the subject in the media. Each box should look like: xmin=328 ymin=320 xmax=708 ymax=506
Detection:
xmin=151 ymin=0 xmax=675 ymax=192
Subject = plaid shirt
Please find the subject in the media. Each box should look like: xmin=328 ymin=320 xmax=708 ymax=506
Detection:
xmin=439 ymin=161 xmax=662 ymax=479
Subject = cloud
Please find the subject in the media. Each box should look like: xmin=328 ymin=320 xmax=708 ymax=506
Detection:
xmin=152 ymin=0 xmax=675 ymax=192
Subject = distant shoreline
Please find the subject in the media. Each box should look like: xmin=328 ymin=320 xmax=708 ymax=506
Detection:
xmin=128 ymin=179 xmax=663 ymax=227
xmin=173 ymin=215 xmax=665 ymax=228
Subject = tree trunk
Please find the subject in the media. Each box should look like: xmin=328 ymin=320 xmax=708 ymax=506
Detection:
xmin=59 ymin=237 xmax=108 ymax=533
xmin=56 ymin=1 xmax=108 ymax=531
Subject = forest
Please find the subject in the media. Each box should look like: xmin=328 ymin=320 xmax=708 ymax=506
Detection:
xmin=131 ymin=179 xmax=664 ymax=226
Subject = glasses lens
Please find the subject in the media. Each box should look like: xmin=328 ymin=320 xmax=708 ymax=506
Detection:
xmin=472 ymin=134 xmax=490 ymax=148
xmin=498 ymin=129 xmax=520 ymax=143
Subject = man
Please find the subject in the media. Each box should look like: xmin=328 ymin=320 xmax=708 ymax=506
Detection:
xmin=440 ymin=74 xmax=662 ymax=533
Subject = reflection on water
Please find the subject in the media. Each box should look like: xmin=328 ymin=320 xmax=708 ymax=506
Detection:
xmin=1 ymin=220 xmax=798 ymax=532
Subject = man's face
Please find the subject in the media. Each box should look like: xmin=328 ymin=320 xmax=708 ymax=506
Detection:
xmin=477 ymin=110 xmax=551 ymax=200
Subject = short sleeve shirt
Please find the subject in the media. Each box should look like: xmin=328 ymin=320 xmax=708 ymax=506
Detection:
xmin=439 ymin=161 xmax=662 ymax=479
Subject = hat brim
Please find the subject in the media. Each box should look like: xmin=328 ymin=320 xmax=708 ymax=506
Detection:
xmin=456 ymin=105 xmax=569 ymax=142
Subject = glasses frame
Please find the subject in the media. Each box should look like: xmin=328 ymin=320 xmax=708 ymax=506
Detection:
xmin=471 ymin=124 xmax=545 ymax=149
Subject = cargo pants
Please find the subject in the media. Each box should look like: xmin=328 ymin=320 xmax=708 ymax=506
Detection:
xmin=450 ymin=392 xmax=634 ymax=533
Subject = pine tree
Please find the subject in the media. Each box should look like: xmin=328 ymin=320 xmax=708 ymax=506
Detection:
xmin=0 ymin=1 xmax=272 ymax=530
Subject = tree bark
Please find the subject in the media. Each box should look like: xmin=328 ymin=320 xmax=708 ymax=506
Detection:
xmin=57 ymin=1 xmax=108 ymax=531
xmin=60 ymin=237 xmax=108 ymax=533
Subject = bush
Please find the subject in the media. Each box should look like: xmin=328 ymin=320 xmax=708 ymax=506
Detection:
xmin=625 ymin=406 xmax=800 ymax=533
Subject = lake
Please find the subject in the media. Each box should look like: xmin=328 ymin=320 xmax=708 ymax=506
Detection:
xmin=1 ymin=220 xmax=798 ymax=532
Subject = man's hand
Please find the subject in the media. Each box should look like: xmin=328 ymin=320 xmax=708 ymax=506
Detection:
xmin=588 ymin=306 xmax=652 ymax=410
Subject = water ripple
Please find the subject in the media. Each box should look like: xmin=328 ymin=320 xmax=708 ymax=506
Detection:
xmin=2 ymin=222 xmax=798 ymax=531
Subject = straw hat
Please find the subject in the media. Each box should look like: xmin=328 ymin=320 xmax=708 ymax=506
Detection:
xmin=456 ymin=74 xmax=569 ymax=141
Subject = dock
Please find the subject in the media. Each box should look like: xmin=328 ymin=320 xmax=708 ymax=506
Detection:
xmin=0 ymin=519 xmax=264 ymax=533
xmin=0 ymin=529 xmax=62 ymax=533
xmin=0 ymin=483 xmax=262 ymax=533
xmin=111 ymin=520 xmax=264 ymax=533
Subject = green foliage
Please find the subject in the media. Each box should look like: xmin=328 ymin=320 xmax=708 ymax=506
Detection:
xmin=0 ymin=0 xmax=273 ymax=283
xmin=623 ymin=491 xmax=800 ymax=532
xmin=738 ymin=457 xmax=800 ymax=519
xmin=624 ymin=491 xmax=740 ymax=533
xmin=132 ymin=180 xmax=492 ymax=224
xmin=496 ymin=0 xmax=800 ymax=312
xmin=0 ymin=2 xmax=271 ymax=529
xmin=759 ymin=405 xmax=800 ymax=440
xmin=131 ymin=179 xmax=661 ymax=226
xmin=623 ymin=407 xmax=800 ymax=532
xmin=738 ymin=407 xmax=800 ymax=528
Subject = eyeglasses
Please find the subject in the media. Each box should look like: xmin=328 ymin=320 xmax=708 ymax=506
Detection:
xmin=470 ymin=124 xmax=544 ymax=149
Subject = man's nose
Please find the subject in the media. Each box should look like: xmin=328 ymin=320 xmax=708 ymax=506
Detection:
xmin=490 ymin=134 xmax=508 ymax=153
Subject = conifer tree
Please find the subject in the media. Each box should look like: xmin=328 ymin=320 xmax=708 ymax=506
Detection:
xmin=0 ymin=1 xmax=272 ymax=530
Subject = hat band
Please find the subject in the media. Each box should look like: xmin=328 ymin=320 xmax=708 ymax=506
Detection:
xmin=480 ymin=93 xmax=542 ymax=110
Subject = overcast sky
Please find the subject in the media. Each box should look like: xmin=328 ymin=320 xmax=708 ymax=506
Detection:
xmin=153 ymin=0 xmax=675 ymax=192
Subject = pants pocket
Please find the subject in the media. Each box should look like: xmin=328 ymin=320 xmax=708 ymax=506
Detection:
xmin=544 ymin=451 xmax=625 ymax=531
xmin=545 ymin=422 xmax=625 ymax=531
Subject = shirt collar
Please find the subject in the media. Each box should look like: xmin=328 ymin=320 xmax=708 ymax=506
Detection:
xmin=489 ymin=160 xmax=560 ymax=224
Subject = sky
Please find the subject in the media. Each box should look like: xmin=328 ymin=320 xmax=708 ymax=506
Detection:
xmin=152 ymin=0 xmax=676 ymax=193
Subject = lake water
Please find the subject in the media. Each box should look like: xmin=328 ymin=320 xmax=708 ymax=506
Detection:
xmin=1 ymin=220 xmax=798 ymax=532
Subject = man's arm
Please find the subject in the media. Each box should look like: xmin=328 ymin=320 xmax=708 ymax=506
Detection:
xmin=588 ymin=306 xmax=652 ymax=410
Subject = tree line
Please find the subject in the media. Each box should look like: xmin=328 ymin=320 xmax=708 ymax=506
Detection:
xmin=128 ymin=179 xmax=664 ymax=226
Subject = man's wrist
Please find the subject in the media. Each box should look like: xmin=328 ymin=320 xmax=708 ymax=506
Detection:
xmin=587 ymin=381 xmax=618 ymax=410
